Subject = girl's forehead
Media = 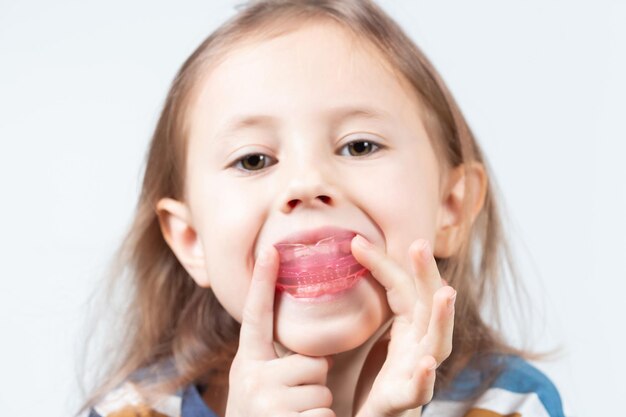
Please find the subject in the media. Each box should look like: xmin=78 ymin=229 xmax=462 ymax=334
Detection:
xmin=199 ymin=23 xmax=414 ymax=104
xmin=186 ymin=21 xmax=425 ymax=149
xmin=212 ymin=20 xmax=397 ymax=82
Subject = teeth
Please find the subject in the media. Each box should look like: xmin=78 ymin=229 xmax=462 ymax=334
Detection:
xmin=284 ymin=277 xmax=357 ymax=298
xmin=291 ymin=245 xmax=309 ymax=261
xmin=276 ymin=262 xmax=366 ymax=294
xmin=279 ymin=269 xmax=366 ymax=298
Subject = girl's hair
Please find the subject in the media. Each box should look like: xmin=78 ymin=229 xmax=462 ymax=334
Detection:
xmin=77 ymin=0 xmax=559 ymax=414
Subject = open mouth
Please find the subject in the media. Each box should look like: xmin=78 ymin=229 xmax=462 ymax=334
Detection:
xmin=274 ymin=233 xmax=368 ymax=298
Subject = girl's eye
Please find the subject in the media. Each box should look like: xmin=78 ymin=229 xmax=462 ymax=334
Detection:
xmin=231 ymin=139 xmax=382 ymax=174
xmin=339 ymin=139 xmax=382 ymax=157
xmin=233 ymin=153 xmax=276 ymax=173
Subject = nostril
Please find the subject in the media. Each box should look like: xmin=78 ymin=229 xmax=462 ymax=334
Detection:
xmin=286 ymin=195 xmax=331 ymax=210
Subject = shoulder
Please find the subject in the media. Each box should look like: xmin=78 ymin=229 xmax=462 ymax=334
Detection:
xmin=88 ymin=380 xmax=183 ymax=417
xmin=88 ymin=359 xmax=219 ymax=417
xmin=423 ymin=354 xmax=566 ymax=417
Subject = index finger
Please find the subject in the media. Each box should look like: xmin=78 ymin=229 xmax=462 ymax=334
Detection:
xmin=351 ymin=234 xmax=417 ymax=319
xmin=408 ymin=239 xmax=445 ymax=304
xmin=239 ymin=245 xmax=280 ymax=360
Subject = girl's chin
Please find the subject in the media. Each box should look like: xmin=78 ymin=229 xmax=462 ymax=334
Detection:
xmin=272 ymin=274 xmax=390 ymax=356
xmin=274 ymin=321 xmax=374 ymax=356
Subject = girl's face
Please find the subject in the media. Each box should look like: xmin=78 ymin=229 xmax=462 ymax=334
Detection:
xmin=168 ymin=22 xmax=451 ymax=356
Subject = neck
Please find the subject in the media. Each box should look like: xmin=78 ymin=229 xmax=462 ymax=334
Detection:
xmin=321 ymin=318 xmax=393 ymax=417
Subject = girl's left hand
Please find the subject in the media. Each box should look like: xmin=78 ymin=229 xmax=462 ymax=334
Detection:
xmin=350 ymin=235 xmax=457 ymax=417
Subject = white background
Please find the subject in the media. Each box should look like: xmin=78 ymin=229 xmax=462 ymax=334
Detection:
xmin=1 ymin=1 xmax=624 ymax=416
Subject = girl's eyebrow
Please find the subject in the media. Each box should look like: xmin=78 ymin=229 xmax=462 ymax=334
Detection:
xmin=214 ymin=105 xmax=391 ymax=141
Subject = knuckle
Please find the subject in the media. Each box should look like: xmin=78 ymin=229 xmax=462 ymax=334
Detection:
xmin=409 ymin=239 xmax=422 ymax=256
xmin=229 ymin=354 xmax=253 ymax=381
xmin=241 ymin=305 xmax=262 ymax=325
xmin=438 ymin=338 xmax=453 ymax=358
xmin=304 ymin=409 xmax=336 ymax=417
xmin=409 ymin=378 xmax=435 ymax=407
xmin=438 ymin=286 xmax=455 ymax=302
xmin=316 ymin=356 xmax=330 ymax=374
xmin=433 ymin=350 xmax=450 ymax=365
xmin=434 ymin=288 xmax=447 ymax=303
xmin=318 ymin=386 xmax=333 ymax=407
xmin=367 ymin=262 xmax=381 ymax=278
xmin=319 ymin=409 xmax=337 ymax=417
xmin=419 ymin=387 xmax=435 ymax=405
xmin=241 ymin=308 xmax=256 ymax=326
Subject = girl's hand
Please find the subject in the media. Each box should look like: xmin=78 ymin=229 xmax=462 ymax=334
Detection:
xmin=225 ymin=245 xmax=336 ymax=417
xmin=351 ymin=235 xmax=456 ymax=417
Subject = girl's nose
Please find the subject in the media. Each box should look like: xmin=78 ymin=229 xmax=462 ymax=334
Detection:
xmin=279 ymin=165 xmax=337 ymax=214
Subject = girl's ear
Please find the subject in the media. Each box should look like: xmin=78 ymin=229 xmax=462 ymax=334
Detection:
xmin=434 ymin=162 xmax=487 ymax=258
xmin=155 ymin=197 xmax=210 ymax=288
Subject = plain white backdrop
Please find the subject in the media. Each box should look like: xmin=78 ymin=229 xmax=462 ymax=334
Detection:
xmin=0 ymin=1 xmax=624 ymax=416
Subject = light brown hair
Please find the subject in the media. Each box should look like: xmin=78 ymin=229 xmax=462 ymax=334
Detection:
xmin=77 ymin=0 xmax=559 ymax=415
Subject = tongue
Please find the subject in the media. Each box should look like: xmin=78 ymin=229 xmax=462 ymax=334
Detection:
xmin=274 ymin=234 xmax=367 ymax=297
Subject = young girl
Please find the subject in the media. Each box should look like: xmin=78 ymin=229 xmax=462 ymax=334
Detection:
xmin=78 ymin=1 xmax=566 ymax=416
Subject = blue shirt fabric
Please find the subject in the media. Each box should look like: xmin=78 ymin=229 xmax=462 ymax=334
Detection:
xmin=422 ymin=354 xmax=566 ymax=417
xmin=88 ymin=382 xmax=218 ymax=417
xmin=88 ymin=354 xmax=566 ymax=417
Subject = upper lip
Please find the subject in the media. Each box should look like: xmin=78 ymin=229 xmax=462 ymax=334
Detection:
xmin=274 ymin=225 xmax=357 ymax=246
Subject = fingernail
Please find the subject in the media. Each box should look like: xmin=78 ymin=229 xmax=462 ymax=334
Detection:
xmin=448 ymin=290 xmax=457 ymax=311
xmin=354 ymin=234 xmax=372 ymax=249
xmin=421 ymin=240 xmax=432 ymax=262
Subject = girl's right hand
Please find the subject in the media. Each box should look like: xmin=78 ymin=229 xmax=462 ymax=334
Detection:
xmin=225 ymin=245 xmax=336 ymax=417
